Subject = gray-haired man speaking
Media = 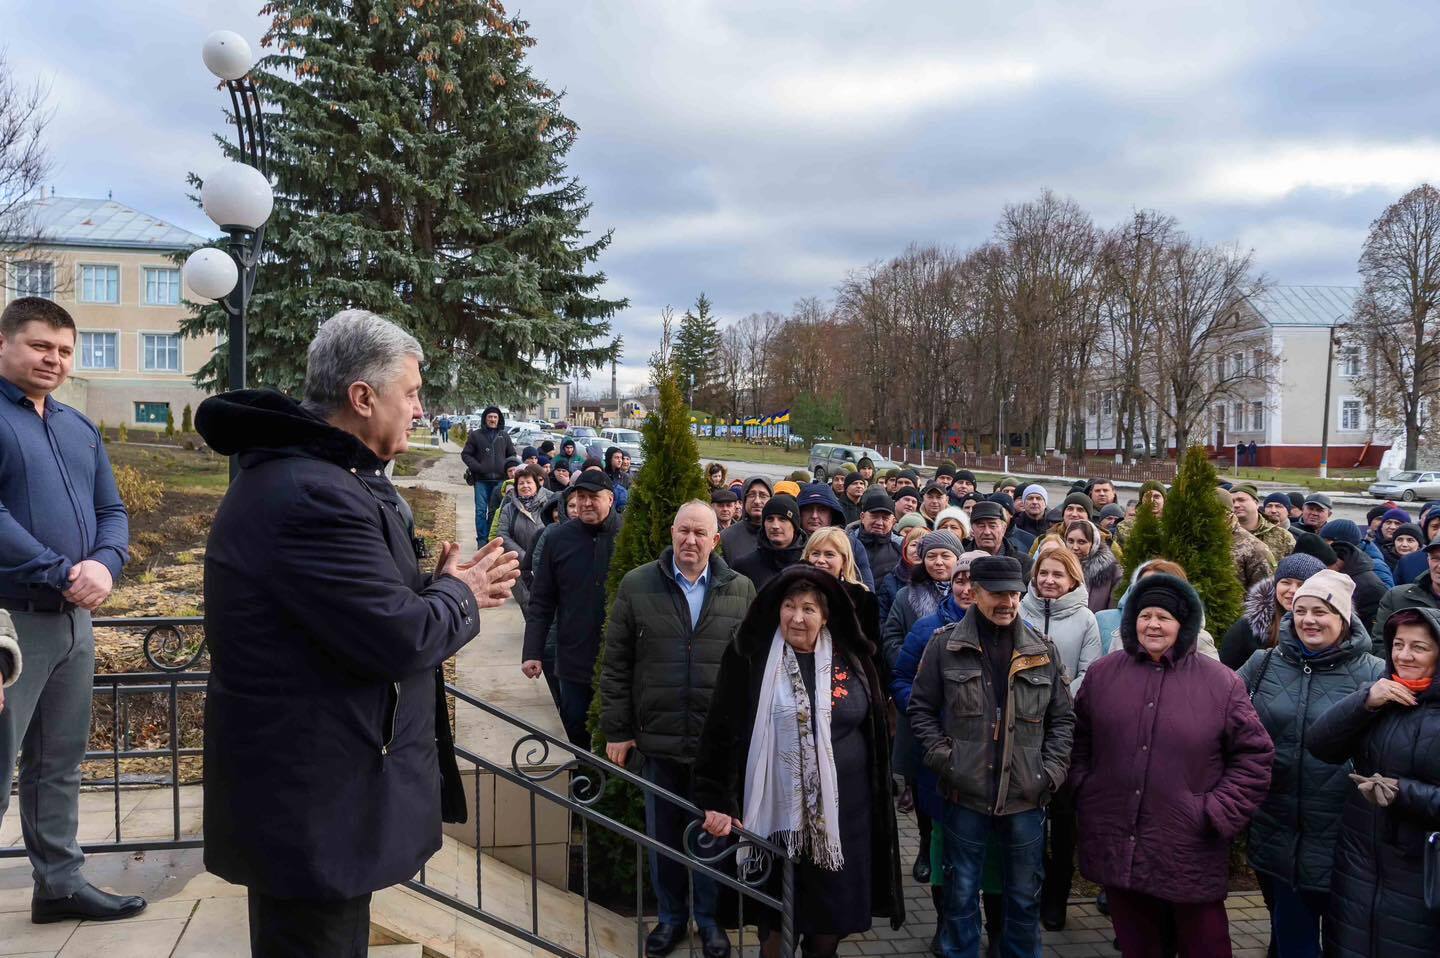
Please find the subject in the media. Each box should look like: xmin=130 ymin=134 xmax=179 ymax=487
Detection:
xmin=197 ymin=310 xmax=520 ymax=957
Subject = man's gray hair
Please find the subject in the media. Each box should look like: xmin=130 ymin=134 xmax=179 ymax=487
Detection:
xmin=301 ymin=309 xmax=424 ymax=415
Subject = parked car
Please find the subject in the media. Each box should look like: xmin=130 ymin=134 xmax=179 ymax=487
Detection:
xmin=807 ymin=443 xmax=899 ymax=479
xmin=1367 ymin=471 xmax=1440 ymax=502
xmin=601 ymin=428 xmax=645 ymax=472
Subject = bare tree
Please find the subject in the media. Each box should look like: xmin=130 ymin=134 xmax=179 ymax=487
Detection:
xmin=0 ymin=52 xmax=54 ymax=293
xmin=1351 ymin=184 xmax=1440 ymax=469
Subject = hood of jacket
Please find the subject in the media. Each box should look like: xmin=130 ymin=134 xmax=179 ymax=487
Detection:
xmin=604 ymin=445 xmax=624 ymax=474
xmin=1331 ymin=540 xmax=1375 ymax=576
xmin=1274 ymin=610 xmax=1374 ymax=667
xmin=1380 ymin=604 xmax=1440 ymax=677
xmin=1244 ymin=577 xmax=1279 ymax=640
xmin=1080 ymin=537 xmax=1117 ymax=580
xmin=196 ymin=389 xmax=383 ymax=472
xmin=559 ymin=437 xmax=578 ymax=457
xmin=1021 ymin=579 xmax=1090 ymax=622
xmin=480 ymin=405 xmax=505 ymax=435
xmin=733 ymin=564 xmax=869 ymax=659
xmin=796 ymin=483 xmax=846 ymax=526
xmin=1119 ymin=573 xmax=1204 ymax=662
xmin=936 ymin=592 xmax=968 ymax=627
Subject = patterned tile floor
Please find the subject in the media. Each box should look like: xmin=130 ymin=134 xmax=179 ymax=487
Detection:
xmin=832 ymin=810 xmax=1271 ymax=958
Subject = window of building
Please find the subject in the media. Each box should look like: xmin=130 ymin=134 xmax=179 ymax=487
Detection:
xmin=1088 ymin=394 xmax=1099 ymax=416
xmin=1102 ymin=394 xmax=1114 ymax=417
xmin=134 ymin=402 xmax=169 ymax=425
xmin=1251 ymin=401 xmax=1264 ymax=431
xmin=1252 ymin=348 xmax=1266 ymax=377
xmin=549 ymin=388 xmax=560 ymax=400
xmin=1341 ymin=399 xmax=1363 ymax=431
xmin=1339 ymin=345 xmax=1361 ymax=378
xmin=144 ymin=268 xmax=182 ymax=306
xmin=79 ymin=332 xmax=118 ymax=370
xmin=1231 ymin=402 xmax=1245 ymax=431
xmin=79 ymin=265 xmax=120 ymax=304
xmin=547 ymin=407 xmax=559 ymax=419
xmin=142 ymin=333 xmax=181 ymax=372
xmin=1215 ymin=357 xmax=1226 ymax=383
xmin=1214 ymin=404 xmax=1225 ymax=427
xmin=1231 ymin=352 xmax=1244 ymax=378
xmin=11 ymin=261 xmax=54 ymax=299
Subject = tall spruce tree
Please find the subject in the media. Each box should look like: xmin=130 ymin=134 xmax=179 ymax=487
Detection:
xmin=672 ymin=292 xmax=719 ymax=408
xmin=1161 ymin=445 xmax=1244 ymax=636
xmin=585 ymin=367 xmax=708 ymax=898
xmin=183 ymin=1 xmax=622 ymax=406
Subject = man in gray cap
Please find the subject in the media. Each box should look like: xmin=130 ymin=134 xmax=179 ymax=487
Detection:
xmin=909 ymin=555 xmax=1074 ymax=957
xmin=969 ymin=500 xmax=1034 ymax=584
xmin=1299 ymin=493 xmax=1333 ymax=535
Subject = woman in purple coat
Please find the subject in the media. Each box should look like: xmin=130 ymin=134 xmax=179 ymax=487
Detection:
xmin=1069 ymin=573 xmax=1274 ymax=956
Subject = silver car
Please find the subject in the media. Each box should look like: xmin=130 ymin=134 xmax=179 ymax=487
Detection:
xmin=808 ymin=443 xmax=899 ymax=479
xmin=1367 ymin=471 xmax=1440 ymax=502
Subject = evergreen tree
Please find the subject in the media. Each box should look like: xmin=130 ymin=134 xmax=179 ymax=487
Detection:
xmin=180 ymin=403 xmax=193 ymax=434
xmin=672 ymin=293 xmax=719 ymax=409
xmin=585 ymin=367 xmax=708 ymax=898
xmin=165 ymin=407 xmax=176 ymax=438
xmin=1161 ymin=445 xmax=1244 ymax=636
xmin=183 ymin=1 xmax=623 ymax=407
xmin=1121 ymin=495 xmax=1164 ymax=588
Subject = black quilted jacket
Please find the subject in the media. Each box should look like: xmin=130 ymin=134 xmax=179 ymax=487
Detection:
xmin=1307 ymin=605 xmax=1440 ymax=958
xmin=1237 ymin=616 xmax=1384 ymax=894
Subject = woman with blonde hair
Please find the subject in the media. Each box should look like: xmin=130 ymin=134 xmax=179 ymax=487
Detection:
xmin=805 ymin=527 xmax=882 ymax=676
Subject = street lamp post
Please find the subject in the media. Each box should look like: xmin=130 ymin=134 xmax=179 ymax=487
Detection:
xmin=182 ymin=31 xmax=273 ymax=478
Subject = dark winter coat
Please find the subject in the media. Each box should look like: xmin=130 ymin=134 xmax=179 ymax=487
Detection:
xmin=1373 ymin=570 xmax=1440 ymax=641
xmin=889 ymin=593 xmax=966 ymax=797
xmin=1394 ymin=551 xmax=1430 ymax=590
xmin=599 ymin=549 xmax=755 ymax=763
xmin=692 ymin=566 xmax=905 ymax=929
xmin=1307 ymin=607 xmax=1440 ymax=958
xmin=1331 ymin=541 xmax=1388 ymax=639
xmin=460 ymin=406 xmax=516 ymax=481
xmin=603 ymin=445 xmax=631 ymax=489
xmin=1238 ymin=618 xmax=1384 ymax=895
xmin=876 ymin=560 xmax=912 ymax=629
xmin=1080 ymin=541 xmax=1122 ymax=613
xmin=907 ymin=607 xmax=1075 ymax=815
xmin=731 ymin=529 xmax=808 ymax=592
xmin=1068 ymin=574 xmax=1274 ymax=903
xmin=521 ymin=509 xmax=623 ymax=683
xmin=495 ymin=486 xmax=555 ymax=563
xmin=1362 ymin=540 xmax=1396 ymax=588
xmin=856 ymin=527 xmax=902 ymax=585
xmin=881 ymin=577 xmax=950 ymax=670
xmin=1222 ymin=578 xmax=1281 ymax=671
xmin=196 ymin=390 xmax=479 ymax=899
xmin=716 ymin=478 xmax=771 ymax=566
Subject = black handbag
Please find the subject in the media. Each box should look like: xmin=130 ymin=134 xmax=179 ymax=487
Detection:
xmin=1426 ymin=832 xmax=1440 ymax=910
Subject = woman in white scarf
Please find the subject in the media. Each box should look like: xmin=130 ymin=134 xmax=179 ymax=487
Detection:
xmin=694 ymin=566 xmax=903 ymax=957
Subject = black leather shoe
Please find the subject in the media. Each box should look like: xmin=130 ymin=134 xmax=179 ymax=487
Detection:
xmin=911 ymin=850 xmax=931 ymax=883
xmin=645 ymin=922 xmax=687 ymax=957
xmin=1041 ymin=895 xmax=1067 ymax=931
xmin=33 ymin=884 xmax=147 ymax=924
xmin=698 ymin=924 xmax=731 ymax=958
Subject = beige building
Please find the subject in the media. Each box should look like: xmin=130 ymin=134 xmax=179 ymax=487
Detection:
xmin=521 ymin=382 xmax=570 ymax=423
xmin=1 ymin=196 xmax=213 ymax=427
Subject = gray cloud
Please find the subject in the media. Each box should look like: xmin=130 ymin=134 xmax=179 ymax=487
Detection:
xmin=5 ymin=0 xmax=1434 ymax=395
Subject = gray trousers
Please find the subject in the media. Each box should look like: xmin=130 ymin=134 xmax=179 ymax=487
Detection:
xmin=0 ymin=608 xmax=93 ymax=898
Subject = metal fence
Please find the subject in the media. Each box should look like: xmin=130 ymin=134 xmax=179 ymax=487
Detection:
xmin=886 ymin=447 xmax=1178 ymax=483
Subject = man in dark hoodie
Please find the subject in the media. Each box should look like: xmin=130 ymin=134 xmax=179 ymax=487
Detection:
xmin=794 ymin=482 xmax=875 ymax=589
xmin=717 ymin=476 xmax=772 ymax=565
xmin=731 ymin=495 xmax=807 ymax=590
xmin=197 ymin=310 xmax=520 ymax=954
xmin=461 ymin=405 xmax=516 ymax=545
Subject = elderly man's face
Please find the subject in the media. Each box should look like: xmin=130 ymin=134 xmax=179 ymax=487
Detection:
xmin=571 ymin=488 xmax=613 ymax=525
xmin=671 ymin=505 xmax=719 ymax=572
xmin=485 ymin=412 xmax=499 ymax=428
xmin=863 ymin=510 xmax=895 ymax=536
xmin=1303 ymin=503 xmax=1331 ymax=528
xmin=353 ymin=354 xmax=423 ymax=461
xmin=972 ymin=518 xmax=1006 ymax=553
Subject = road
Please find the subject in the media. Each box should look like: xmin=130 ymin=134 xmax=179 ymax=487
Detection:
xmin=705 ymin=457 xmax=1390 ymax=525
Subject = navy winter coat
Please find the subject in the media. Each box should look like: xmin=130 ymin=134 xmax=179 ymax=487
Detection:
xmin=198 ymin=390 xmax=480 ymax=899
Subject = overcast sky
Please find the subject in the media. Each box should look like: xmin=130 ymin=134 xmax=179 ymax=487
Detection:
xmin=5 ymin=0 xmax=1435 ymax=395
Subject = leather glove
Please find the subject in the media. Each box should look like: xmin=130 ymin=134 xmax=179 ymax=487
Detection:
xmin=1349 ymin=772 xmax=1400 ymax=807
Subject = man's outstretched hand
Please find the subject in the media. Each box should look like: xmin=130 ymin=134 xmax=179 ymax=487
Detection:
xmin=440 ymin=538 xmax=520 ymax=609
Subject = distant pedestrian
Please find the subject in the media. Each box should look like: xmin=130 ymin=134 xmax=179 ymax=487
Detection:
xmin=461 ymin=406 xmax=516 ymax=545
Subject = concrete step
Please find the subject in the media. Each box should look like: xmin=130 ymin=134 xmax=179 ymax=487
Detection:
xmin=369 ymin=946 xmax=424 ymax=957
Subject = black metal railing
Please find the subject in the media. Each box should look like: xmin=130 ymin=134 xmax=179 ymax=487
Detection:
xmin=406 ymin=684 xmax=795 ymax=958
xmin=3 ymin=615 xmax=798 ymax=956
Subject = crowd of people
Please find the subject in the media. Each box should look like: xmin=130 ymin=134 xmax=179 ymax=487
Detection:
xmin=499 ymin=446 xmax=1440 ymax=958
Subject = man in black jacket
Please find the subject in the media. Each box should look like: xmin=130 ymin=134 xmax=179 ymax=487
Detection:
xmin=461 ymin=405 xmax=516 ymax=545
xmin=731 ymin=494 xmax=808 ymax=590
xmin=717 ymin=476 xmax=771 ymax=565
xmin=521 ymin=469 xmax=623 ymax=746
xmin=197 ymin=310 xmax=519 ymax=956
xmin=855 ymin=488 xmax=900 ymax=583
xmin=599 ymin=502 xmax=755 ymax=957
xmin=969 ymin=500 xmax=1033 ymax=584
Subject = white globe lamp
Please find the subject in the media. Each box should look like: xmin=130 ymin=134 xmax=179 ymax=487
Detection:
xmin=202 ymin=162 xmax=274 ymax=231
xmin=183 ymin=248 xmax=239 ymax=302
xmin=202 ymin=31 xmax=254 ymax=82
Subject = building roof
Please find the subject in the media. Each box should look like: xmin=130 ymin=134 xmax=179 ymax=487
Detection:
xmin=7 ymin=196 xmax=210 ymax=251
xmin=1244 ymin=285 xmax=1359 ymax=328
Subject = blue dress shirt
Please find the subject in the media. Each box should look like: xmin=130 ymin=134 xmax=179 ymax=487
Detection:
xmin=671 ymin=558 xmax=709 ymax=629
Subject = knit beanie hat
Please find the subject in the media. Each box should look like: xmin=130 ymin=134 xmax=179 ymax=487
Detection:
xmin=1099 ymin=503 xmax=1126 ymax=521
xmin=934 ymin=506 xmax=972 ymax=536
xmin=1264 ymin=492 xmax=1292 ymax=509
xmin=919 ymin=530 xmax=966 ymax=560
xmin=955 ymin=550 xmax=991 ymax=573
xmin=896 ymin=513 xmax=928 ymax=533
xmin=1231 ymin=483 xmax=1261 ymax=504
xmin=1294 ymin=569 xmax=1356 ymax=624
xmin=1320 ymin=519 xmax=1362 ymax=544
xmin=788 ymin=470 xmax=813 ymax=484
xmin=893 ymin=487 xmax=920 ymax=508
xmin=1367 ymin=505 xmax=1389 ymax=524
xmin=1062 ymin=492 xmax=1095 ymax=517
xmin=762 ymin=494 xmax=800 ymax=526
xmin=1275 ymin=553 xmax=1326 ymax=585
xmin=1139 ymin=480 xmax=1168 ymax=499
xmin=773 ymin=480 xmax=802 ymax=498
xmin=987 ymin=492 xmax=1017 ymax=515
xmin=1292 ymin=532 xmax=1339 ymax=567
xmin=1382 ymin=507 xmax=1412 ymax=525
xmin=1288 ymin=492 xmax=1307 ymax=510
xmin=935 ymin=463 xmax=957 ymax=479
xmin=1130 ymin=575 xmax=1193 ymax=624
xmin=1394 ymin=523 xmax=1425 ymax=545
xmin=845 ymin=471 xmax=870 ymax=489
xmin=955 ymin=470 xmax=977 ymax=484
xmin=1022 ymin=483 xmax=1048 ymax=504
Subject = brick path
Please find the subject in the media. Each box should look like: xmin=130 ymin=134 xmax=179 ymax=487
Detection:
xmin=833 ymin=810 xmax=1271 ymax=957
